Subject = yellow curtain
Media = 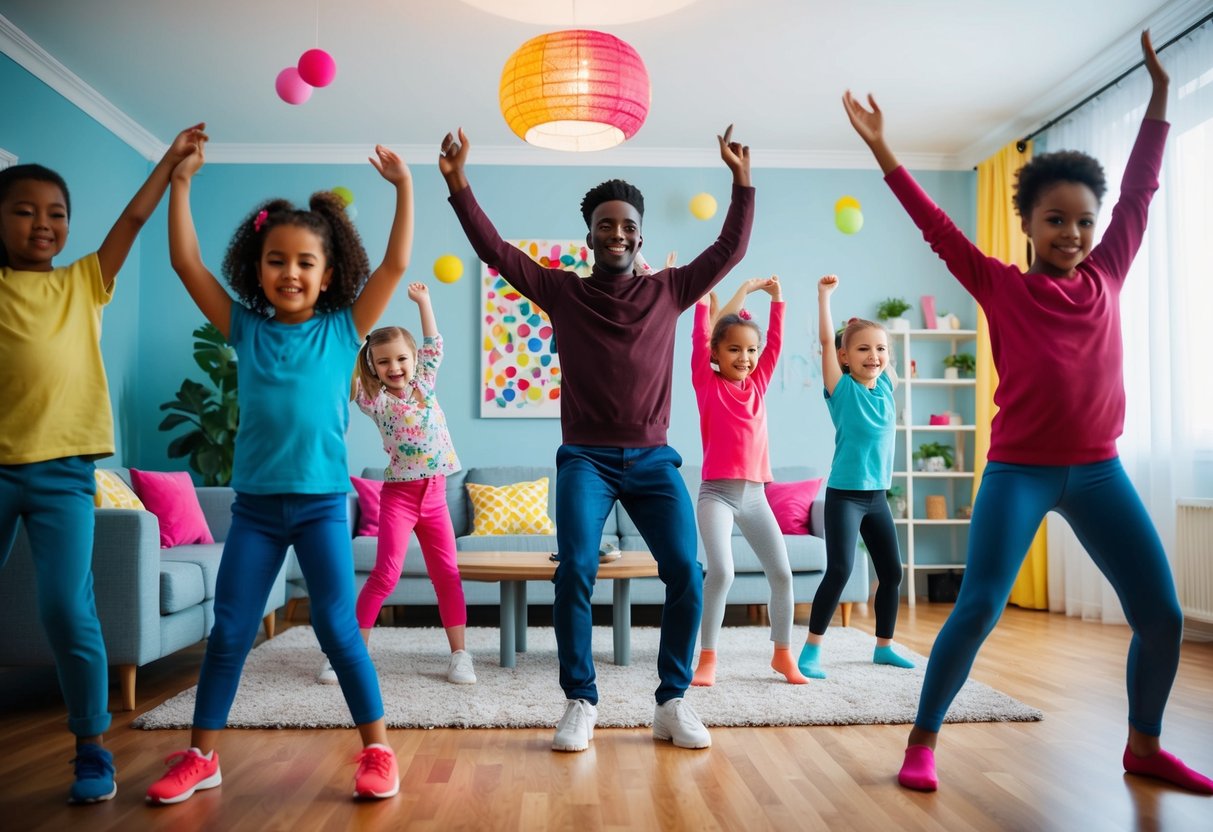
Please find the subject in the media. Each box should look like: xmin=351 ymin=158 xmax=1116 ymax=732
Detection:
xmin=974 ymin=141 xmax=1048 ymax=610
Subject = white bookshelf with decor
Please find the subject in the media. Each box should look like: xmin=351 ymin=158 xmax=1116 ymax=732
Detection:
xmin=889 ymin=328 xmax=978 ymax=606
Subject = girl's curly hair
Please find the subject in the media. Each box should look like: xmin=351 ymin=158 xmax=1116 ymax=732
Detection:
xmin=221 ymin=191 xmax=370 ymax=315
xmin=1013 ymin=150 xmax=1107 ymax=219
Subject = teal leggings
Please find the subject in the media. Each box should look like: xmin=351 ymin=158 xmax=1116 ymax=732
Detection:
xmin=916 ymin=458 xmax=1182 ymax=735
xmin=0 ymin=457 xmax=111 ymax=737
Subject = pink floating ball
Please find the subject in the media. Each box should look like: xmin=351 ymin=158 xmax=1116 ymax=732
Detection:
xmin=297 ymin=48 xmax=337 ymax=87
xmin=275 ymin=67 xmax=313 ymax=105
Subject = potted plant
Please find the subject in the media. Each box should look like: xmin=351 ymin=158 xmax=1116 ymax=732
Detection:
xmin=913 ymin=441 xmax=954 ymax=472
xmin=942 ymin=351 xmax=977 ymax=379
xmin=159 ymin=323 xmax=239 ymax=486
xmin=887 ymin=485 xmax=907 ymax=519
xmin=875 ymin=297 xmax=912 ymax=331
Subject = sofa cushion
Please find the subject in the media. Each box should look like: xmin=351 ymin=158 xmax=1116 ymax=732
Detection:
xmin=466 ymin=478 xmax=554 ymax=535
xmin=765 ymin=478 xmax=824 ymax=534
xmin=455 ymin=533 xmax=558 ymax=554
xmin=159 ymin=560 xmax=206 ymax=614
xmin=95 ymin=469 xmax=144 ymax=509
xmin=162 ymin=543 xmax=226 ymax=599
xmin=129 ymin=469 xmax=215 ymax=548
xmin=350 ymin=476 xmax=383 ymax=536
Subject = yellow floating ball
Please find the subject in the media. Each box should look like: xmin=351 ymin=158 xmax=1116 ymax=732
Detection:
xmin=433 ymin=254 xmax=464 ymax=284
xmin=834 ymin=195 xmax=861 ymax=214
xmin=689 ymin=192 xmax=717 ymax=221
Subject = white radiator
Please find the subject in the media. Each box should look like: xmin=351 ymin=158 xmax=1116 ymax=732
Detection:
xmin=1175 ymin=499 xmax=1213 ymax=624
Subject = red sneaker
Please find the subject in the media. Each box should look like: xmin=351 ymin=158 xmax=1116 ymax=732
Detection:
xmin=146 ymin=748 xmax=222 ymax=805
xmin=353 ymin=744 xmax=399 ymax=799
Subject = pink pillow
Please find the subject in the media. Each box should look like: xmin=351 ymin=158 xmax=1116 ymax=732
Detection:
xmin=350 ymin=476 xmax=384 ymax=537
xmin=128 ymin=469 xmax=215 ymax=549
xmin=765 ymin=478 xmax=825 ymax=535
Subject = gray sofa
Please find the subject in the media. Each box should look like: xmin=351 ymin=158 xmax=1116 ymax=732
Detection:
xmin=0 ymin=469 xmax=286 ymax=710
xmin=284 ymin=464 xmax=868 ymax=625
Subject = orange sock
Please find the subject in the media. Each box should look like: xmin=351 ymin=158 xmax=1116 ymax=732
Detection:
xmin=771 ymin=647 xmax=809 ymax=684
xmin=692 ymin=650 xmax=717 ymax=686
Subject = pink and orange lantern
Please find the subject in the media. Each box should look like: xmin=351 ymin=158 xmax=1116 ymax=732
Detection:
xmin=499 ymin=29 xmax=650 ymax=152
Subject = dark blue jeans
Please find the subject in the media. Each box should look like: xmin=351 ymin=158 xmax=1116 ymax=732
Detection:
xmin=554 ymin=445 xmax=702 ymax=705
xmin=193 ymin=492 xmax=384 ymax=729
xmin=916 ymin=458 xmax=1183 ymax=735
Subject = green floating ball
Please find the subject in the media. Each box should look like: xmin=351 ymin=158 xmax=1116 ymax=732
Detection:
xmin=835 ymin=206 xmax=864 ymax=235
xmin=332 ymin=186 xmax=354 ymax=206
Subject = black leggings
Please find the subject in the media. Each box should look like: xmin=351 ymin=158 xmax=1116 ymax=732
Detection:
xmin=809 ymin=487 xmax=902 ymax=638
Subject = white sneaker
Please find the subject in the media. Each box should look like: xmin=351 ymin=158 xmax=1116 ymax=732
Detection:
xmin=653 ymin=698 xmax=711 ymax=749
xmin=316 ymin=658 xmax=338 ymax=685
xmin=552 ymin=699 xmax=597 ymax=752
xmin=446 ymin=650 xmax=477 ymax=684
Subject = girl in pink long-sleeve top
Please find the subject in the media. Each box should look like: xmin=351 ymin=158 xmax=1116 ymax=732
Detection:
xmin=689 ymin=276 xmax=808 ymax=686
xmin=845 ymin=31 xmax=1211 ymax=796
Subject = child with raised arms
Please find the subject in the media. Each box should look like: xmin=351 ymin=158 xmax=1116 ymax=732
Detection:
xmin=146 ymin=133 xmax=413 ymax=804
xmin=689 ymin=276 xmax=808 ymax=687
xmin=439 ymin=124 xmax=753 ymax=752
xmin=0 ymin=124 xmax=205 ymax=804
xmin=844 ymin=31 xmax=1211 ymax=794
xmin=799 ymin=275 xmax=910 ymax=681
xmin=317 ymin=281 xmax=474 ymax=686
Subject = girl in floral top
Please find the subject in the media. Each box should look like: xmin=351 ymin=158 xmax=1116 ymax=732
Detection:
xmin=325 ymin=282 xmax=474 ymax=685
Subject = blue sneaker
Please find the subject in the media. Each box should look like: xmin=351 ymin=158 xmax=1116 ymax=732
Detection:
xmin=69 ymin=743 xmax=117 ymax=804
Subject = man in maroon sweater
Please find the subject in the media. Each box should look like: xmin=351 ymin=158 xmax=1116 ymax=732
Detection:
xmin=440 ymin=126 xmax=753 ymax=752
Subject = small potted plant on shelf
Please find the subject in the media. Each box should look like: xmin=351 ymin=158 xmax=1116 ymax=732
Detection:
xmin=942 ymin=351 xmax=977 ymax=379
xmin=876 ymin=297 xmax=912 ymax=332
xmin=887 ymin=485 xmax=907 ymax=519
xmin=914 ymin=441 xmax=954 ymax=472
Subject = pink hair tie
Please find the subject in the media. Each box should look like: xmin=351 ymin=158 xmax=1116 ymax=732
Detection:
xmin=253 ymin=209 xmax=268 ymax=232
xmin=738 ymin=309 xmax=752 ymax=321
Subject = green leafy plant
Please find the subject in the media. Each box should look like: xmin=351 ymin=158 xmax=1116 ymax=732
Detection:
xmin=875 ymin=297 xmax=912 ymax=320
xmin=886 ymin=485 xmax=905 ymax=499
xmin=159 ymin=323 xmax=239 ymax=486
xmin=914 ymin=442 xmax=954 ymax=469
xmin=943 ymin=352 xmax=977 ymax=374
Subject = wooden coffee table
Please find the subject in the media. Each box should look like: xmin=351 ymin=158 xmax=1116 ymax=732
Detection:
xmin=457 ymin=550 xmax=659 ymax=668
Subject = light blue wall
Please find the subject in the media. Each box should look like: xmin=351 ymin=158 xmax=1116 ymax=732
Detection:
xmin=0 ymin=54 xmax=150 ymax=462
xmin=3 ymin=53 xmax=977 ymax=479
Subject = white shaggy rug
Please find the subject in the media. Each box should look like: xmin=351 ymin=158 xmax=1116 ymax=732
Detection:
xmin=133 ymin=625 xmax=1042 ymax=730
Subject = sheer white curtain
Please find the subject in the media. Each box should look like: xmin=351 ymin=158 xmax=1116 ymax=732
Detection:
xmin=1042 ymin=21 xmax=1213 ymax=623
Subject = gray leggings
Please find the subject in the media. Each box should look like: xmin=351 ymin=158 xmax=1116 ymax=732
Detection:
xmin=697 ymin=479 xmax=795 ymax=648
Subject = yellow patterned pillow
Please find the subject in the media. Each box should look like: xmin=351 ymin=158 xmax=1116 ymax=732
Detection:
xmin=94 ymin=469 xmax=145 ymax=509
xmin=466 ymin=478 xmax=554 ymax=536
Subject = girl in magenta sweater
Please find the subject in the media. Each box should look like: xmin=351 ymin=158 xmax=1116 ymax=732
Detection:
xmin=690 ymin=276 xmax=808 ymax=686
xmin=844 ymin=31 xmax=1211 ymax=795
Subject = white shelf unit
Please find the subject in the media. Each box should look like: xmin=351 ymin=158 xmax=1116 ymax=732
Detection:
xmin=891 ymin=329 xmax=977 ymax=606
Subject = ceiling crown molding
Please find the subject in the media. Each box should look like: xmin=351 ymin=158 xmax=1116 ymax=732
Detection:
xmin=1 ymin=13 xmax=163 ymax=160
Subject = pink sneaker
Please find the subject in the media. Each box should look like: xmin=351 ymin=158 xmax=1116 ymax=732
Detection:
xmin=353 ymin=744 xmax=399 ymax=799
xmin=146 ymin=748 xmax=222 ymax=805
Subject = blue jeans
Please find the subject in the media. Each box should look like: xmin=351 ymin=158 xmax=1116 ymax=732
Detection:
xmin=0 ymin=457 xmax=110 ymax=737
xmin=193 ymin=492 xmax=383 ymax=729
xmin=916 ymin=458 xmax=1183 ymax=735
xmin=554 ymin=445 xmax=702 ymax=705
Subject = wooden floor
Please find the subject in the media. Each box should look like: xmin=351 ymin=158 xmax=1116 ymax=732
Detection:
xmin=1 ymin=602 xmax=1211 ymax=832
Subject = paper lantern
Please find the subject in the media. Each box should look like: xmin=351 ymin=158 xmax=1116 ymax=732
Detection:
xmin=433 ymin=254 xmax=464 ymax=284
xmin=689 ymin=192 xmax=717 ymax=220
xmin=500 ymin=29 xmax=650 ymax=152
xmin=835 ymin=206 xmax=864 ymax=235
xmin=297 ymin=48 xmax=337 ymax=88
xmin=275 ymin=67 xmax=313 ymax=105
xmin=835 ymin=195 xmax=861 ymax=214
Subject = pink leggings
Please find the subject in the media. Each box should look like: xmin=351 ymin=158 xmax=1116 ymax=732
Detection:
xmin=355 ymin=476 xmax=467 ymax=629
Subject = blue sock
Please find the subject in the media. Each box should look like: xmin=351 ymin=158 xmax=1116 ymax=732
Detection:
xmin=873 ymin=644 xmax=915 ymax=669
xmin=797 ymin=642 xmax=827 ymax=679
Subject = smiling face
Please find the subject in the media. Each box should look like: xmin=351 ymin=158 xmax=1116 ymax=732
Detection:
xmin=587 ymin=200 xmax=642 ymax=275
xmin=256 ymin=224 xmax=332 ymax=323
xmin=369 ymin=335 xmax=417 ymax=395
xmin=712 ymin=323 xmax=761 ymax=383
xmin=839 ymin=326 xmax=889 ymax=387
xmin=0 ymin=179 xmax=69 ymax=271
xmin=1022 ymin=181 xmax=1099 ymax=278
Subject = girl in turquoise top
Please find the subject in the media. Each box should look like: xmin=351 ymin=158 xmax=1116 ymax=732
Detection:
xmin=147 ymin=133 xmax=413 ymax=804
xmin=799 ymin=274 xmax=912 ymax=679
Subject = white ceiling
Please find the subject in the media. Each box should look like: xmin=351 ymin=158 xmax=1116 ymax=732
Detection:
xmin=0 ymin=0 xmax=1202 ymax=169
